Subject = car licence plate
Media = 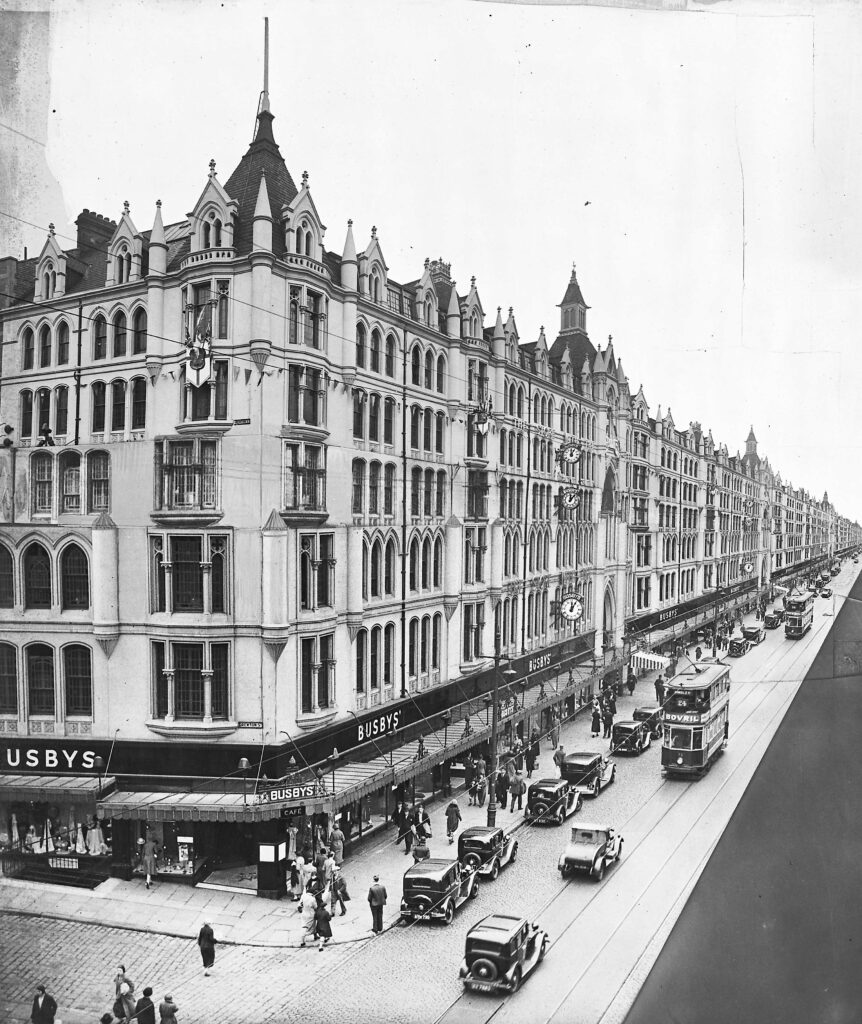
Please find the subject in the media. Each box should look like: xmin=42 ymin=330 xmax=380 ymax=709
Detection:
xmin=470 ymin=982 xmax=493 ymax=992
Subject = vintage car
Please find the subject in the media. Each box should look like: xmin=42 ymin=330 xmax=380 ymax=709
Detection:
xmin=558 ymin=822 xmax=623 ymax=881
xmin=820 ymin=587 xmax=833 ymax=598
xmin=741 ymin=624 xmax=766 ymax=645
xmin=611 ymin=719 xmax=652 ymax=755
xmin=560 ymin=751 xmax=616 ymax=797
xmin=763 ymin=606 xmax=785 ymax=629
xmin=633 ymin=704 xmax=663 ymax=739
xmin=524 ymin=778 xmax=582 ymax=825
xmin=728 ymin=635 xmax=751 ymax=657
xmin=400 ymin=857 xmax=480 ymax=924
xmin=459 ymin=915 xmax=549 ymax=994
xmin=458 ymin=826 xmax=518 ymax=880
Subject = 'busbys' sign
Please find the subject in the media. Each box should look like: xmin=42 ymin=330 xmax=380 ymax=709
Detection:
xmin=3 ymin=744 xmax=101 ymax=772
xmin=255 ymin=783 xmax=319 ymax=806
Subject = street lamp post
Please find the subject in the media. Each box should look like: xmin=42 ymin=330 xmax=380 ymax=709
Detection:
xmin=487 ymin=630 xmax=503 ymax=829
xmin=328 ymin=747 xmax=339 ymax=795
xmin=442 ymin=709 xmax=451 ymax=749
xmin=93 ymin=755 xmax=106 ymax=800
xmin=238 ymin=757 xmax=251 ymax=807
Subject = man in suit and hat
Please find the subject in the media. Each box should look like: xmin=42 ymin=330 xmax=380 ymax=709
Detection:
xmin=367 ymin=874 xmax=387 ymax=935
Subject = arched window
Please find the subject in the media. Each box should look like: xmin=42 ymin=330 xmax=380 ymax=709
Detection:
xmin=0 ymin=546 xmax=13 ymax=607
xmin=385 ymin=335 xmax=396 ymax=377
xmin=63 ymin=645 xmax=92 ymax=716
xmin=436 ymin=470 xmax=446 ymax=517
xmin=409 ymin=538 xmax=420 ymax=591
xmin=31 ymin=452 xmax=53 ymax=514
xmin=88 ymin=451 xmax=110 ymax=512
xmin=36 ymin=387 xmax=51 ymax=441
xmin=90 ymin=381 xmax=106 ymax=434
xmin=433 ymin=536 xmax=443 ymax=587
xmin=131 ymin=377 xmax=147 ymax=430
xmin=435 ymin=412 xmax=445 ymax=454
xmin=369 ymin=460 xmax=381 ymax=515
xmin=411 ymin=468 xmax=421 ymax=516
xmin=352 ymin=391 xmax=366 ymax=438
xmin=43 ymin=264 xmax=54 ymax=299
xmin=93 ymin=316 xmax=107 ymax=360
xmin=111 ymin=380 xmax=126 ymax=432
xmin=432 ymin=613 xmax=442 ymax=671
xmin=423 ymin=409 xmax=432 ymax=452
xmin=59 ymin=451 xmax=81 ymax=513
xmin=370 ymin=539 xmax=382 ymax=598
xmin=27 ymin=644 xmax=55 ymax=715
xmin=436 ymin=354 xmax=446 ymax=393
xmin=355 ymin=629 xmax=367 ymax=695
xmin=420 ymin=616 xmax=430 ymax=673
xmin=132 ymin=308 xmax=148 ymax=354
xmin=370 ymin=626 xmax=381 ymax=690
xmin=424 ymin=351 xmax=434 ymax=390
xmin=39 ymin=324 xmax=51 ymax=367
xmin=384 ymin=538 xmax=396 ymax=595
xmin=368 ymin=395 xmax=380 ymax=442
xmin=203 ymin=221 xmax=211 ymax=249
xmin=370 ymin=329 xmax=381 ymax=373
xmin=351 ymin=459 xmax=365 ymax=514
xmin=409 ymin=618 xmax=418 ymax=677
xmin=424 ymin=469 xmax=434 ymax=516
xmin=55 ymin=386 xmax=69 ymax=437
xmin=422 ymin=536 xmax=431 ymax=589
xmin=0 ymin=642 xmax=17 ymax=713
xmin=55 ymin=321 xmax=69 ymax=365
xmin=411 ymin=346 xmax=421 ymax=385
xmin=356 ymin=323 xmax=366 ymax=368
xmin=22 ymin=327 xmax=35 ymax=370
xmin=410 ymin=406 xmax=420 ymax=450
xmin=60 ymin=543 xmax=89 ymax=609
xmin=113 ymin=311 xmax=127 ymax=357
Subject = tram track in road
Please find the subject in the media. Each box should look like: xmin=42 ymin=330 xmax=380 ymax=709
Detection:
xmin=432 ymin=670 xmax=793 ymax=1024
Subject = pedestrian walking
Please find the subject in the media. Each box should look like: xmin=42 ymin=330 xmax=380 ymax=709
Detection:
xmin=368 ymin=874 xmax=387 ymax=934
xmin=525 ymin=743 xmax=536 ymax=778
xmin=414 ymin=803 xmax=432 ymax=840
xmin=695 ymin=645 xmax=703 ymax=661
xmin=134 ymin=987 xmax=156 ymax=1024
xmin=626 ymin=669 xmax=637 ymax=697
xmin=607 ymin=689 xmax=617 ymax=715
xmin=591 ymin=701 xmax=602 ymax=738
xmin=330 ymin=864 xmax=350 ymax=916
xmin=393 ymin=802 xmax=410 ymax=848
xmin=530 ymin=726 xmax=540 ymax=766
xmin=512 ymin=738 xmax=524 ymax=772
xmin=113 ymin=967 xmax=135 ymax=1022
xmin=313 ymin=849 xmax=327 ymax=893
xmin=197 ymin=920 xmax=218 ymax=976
xmin=552 ymin=744 xmax=566 ymax=776
xmin=323 ymin=849 xmax=337 ymax=886
xmin=509 ymin=771 xmax=526 ymax=812
xmin=654 ymin=673 xmax=665 ymax=706
xmin=158 ymin=995 xmax=178 ymax=1024
xmin=602 ymin=706 xmax=614 ymax=740
xmin=141 ymin=835 xmax=158 ymax=889
xmin=476 ymin=770 xmax=488 ymax=806
xmin=445 ymin=798 xmax=462 ymax=843
xmin=314 ymin=895 xmax=333 ymax=951
xmin=475 ymin=753 xmax=487 ymax=778
xmin=298 ymin=886 xmax=318 ymax=947
xmin=30 ymin=984 xmax=57 ymax=1024
xmin=328 ymin=824 xmax=346 ymax=866
xmin=549 ymin=709 xmax=561 ymax=748
xmin=290 ymin=855 xmax=304 ymax=900
xmin=464 ymin=757 xmax=476 ymax=804
xmin=494 ymin=770 xmax=509 ymax=808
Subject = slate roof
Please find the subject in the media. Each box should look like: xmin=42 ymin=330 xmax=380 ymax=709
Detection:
xmin=224 ymin=109 xmax=298 ymax=257
xmin=548 ymin=332 xmax=597 ymax=379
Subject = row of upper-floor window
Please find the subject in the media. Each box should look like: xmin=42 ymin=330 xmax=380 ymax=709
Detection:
xmin=19 ymin=380 xmax=147 ymax=441
xmin=0 ymin=642 xmax=94 ymax=717
xmin=0 ymin=540 xmax=90 ymax=611
xmin=20 ymin=310 xmax=148 ymax=372
xmin=21 ymin=451 xmax=110 ymax=517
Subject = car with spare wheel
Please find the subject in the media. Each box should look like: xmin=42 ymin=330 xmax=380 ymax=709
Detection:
xmin=741 ymin=624 xmax=766 ymax=645
xmin=457 ymin=826 xmax=518 ymax=880
xmin=611 ymin=719 xmax=652 ymax=755
xmin=558 ymin=822 xmax=623 ymax=881
xmin=633 ymin=704 xmax=663 ymax=739
xmin=400 ymin=857 xmax=480 ymax=924
xmin=459 ymin=914 xmax=550 ymax=994
xmin=524 ymin=778 xmax=582 ymax=826
xmin=728 ymin=635 xmax=751 ymax=657
xmin=559 ymin=752 xmax=616 ymax=796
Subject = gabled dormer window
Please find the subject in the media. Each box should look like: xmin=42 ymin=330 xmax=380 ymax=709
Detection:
xmin=116 ymin=246 xmax=132 ymax=284
xmin=202 ymin=212 xmax=223 ymax=249
xmin=43 ymin=263 xmax=56 ymax=300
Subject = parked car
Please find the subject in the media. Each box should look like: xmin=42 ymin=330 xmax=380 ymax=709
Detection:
xmin=741 ymin=624 xmax=766 ymax=645
xmin=560 ymin=752 xmax=616 ymax=797
xmin=633 ymin=704 xmax=663 ymax=739
xmin=820 ymin=587 xmax=833 ymax=598
xmin=459 ymin=915 xmax=549 ymax=994
xmin=728 ymin=635 xmax=751 ymax=657
xmin=764 ymin=606 xmax=785 ymax=629
xmin=611 ymin=719 xmax=652 ymax=755
xmin=457 ymin=826 xmax=518 ymax=880
xmin=400 ymin=858 xmax=480 ymax=924
xmin=524 ymin=778 xmax=582 ymax=826
xmin=558 ymin=822 xmax=623 ymax=881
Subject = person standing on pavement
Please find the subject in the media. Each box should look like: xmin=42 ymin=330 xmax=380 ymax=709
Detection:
xmin=315 ymin=894 xmax=333 ymax=951
xmin=476 ymin=769 xmax=488 ymax=807
xmin=525 ymin=742 xmax=536 ymax=779
xmin=368 ymin=874 xmax=387 ymax=934
xmin=626 ymin=669 xmax=637 ymax=697
xmin=30 ymin=984 xmax=57 ymax=1024
xmin=654 ymin=673 xmax=665 ymax=705
xmin=475 ymin=752 xmax=487 ymax=779
xmin=330 ymin=864 xmax=349 ymax=916
xmin=290 ymin=854 xmax=305 ymax=900
xmin=158 ymin=995 xmax=178 ymax=1024
xmin=695 ymin=645 xmax=703 ymax=661
xmin=141 ymin=835 xmax=158 ymax=890
xmin=509 ymin=771 xmax=526 ymax=812
xmin=591 ymin=699 xmax=602 ymax=739
xmin=134 ymin=987 xmax=156 ymax=1024
xmin=394 ymin=802 xmax=410 ymax=849
xmin=323 ymin=848 xmax=337 ymax=887
xmin=328 ymin=824 xmax=346 ymax=866
xmin=445 ymin=798 xmax=462 ymax=843
xmin=414 ymin=803 xmax=431 ymax=841
xmin=197 ymin=920 xmax=218 ymax=976
xmin=530 ymin=726 xmax=540 ymax=767
xmin=494 ymin=770 xmax=509 ymax=808
xmin=298 ymin=886 xmax=318 ymax=947
xmin=549 ymin=709 xmax=561 ymax=749
xmin=602 ymin=705 xmax=614 ymax=740
xmin=553 ymin=744 xmax=566 ymax=777
xmin=512 ymin=738 xmax=524 ymax=772
xmin=464 ymin=757 xmax=476 ymax=804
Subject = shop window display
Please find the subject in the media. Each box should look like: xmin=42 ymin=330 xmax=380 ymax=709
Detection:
xmin=1 ymin=803 xmax=111 ymax=864
xmin=131 ymin=821 xmax=204 ymax=880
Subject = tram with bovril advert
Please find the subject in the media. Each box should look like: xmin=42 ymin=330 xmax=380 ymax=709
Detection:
xmin=661 ymin=662 xmax=731 ymax=778
xmin=784 ymin=591 xmax=815 ymax=639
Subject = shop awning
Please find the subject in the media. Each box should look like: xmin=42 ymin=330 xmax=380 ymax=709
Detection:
xmin=630 ymin=652 xmax=670 ymax=674
xmin=98 ymin=789 xmax=292 ymax=823
xmin=0 ymin=774 xmax=115 ymax=801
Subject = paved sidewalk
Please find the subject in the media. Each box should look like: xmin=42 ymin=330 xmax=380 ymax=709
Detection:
xmin=0 ymin=608 xmax=759 ymax=957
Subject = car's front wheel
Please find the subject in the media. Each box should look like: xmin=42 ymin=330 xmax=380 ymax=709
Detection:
xmin=593 ymin=859 xmax=605 ymax=881
xmin=510 ymin=967 xmax=522 ymax=993
xmin=490 ymin=860 xmax=499 ymax=881
xmin=443 ymin=900 xmax=455 ymax=924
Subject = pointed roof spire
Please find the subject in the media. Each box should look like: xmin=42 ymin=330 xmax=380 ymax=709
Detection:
xmin=151 ymin=200 xmax=165 ymax=246
xmin=260 ymin=17 xmax=271 ymax=114
xmin=342 ymin=219 xmax=357 ymax=263
xmin=494 ymin=307 xmax=504 ymax=339
xmin=447 ymin=280 xmax=460 ymax=316
xmin=593 ymin=345 xmax=605 ymax=373
xmin=747 ymin=425 xmax=757 ymax=442
xmin=254 ymin=171 xmax=271 ymax=220
xmin=559 ymin=262 xmax=588 ymax=308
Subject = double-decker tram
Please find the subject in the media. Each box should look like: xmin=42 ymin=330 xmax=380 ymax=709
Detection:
xmin=784 ymin=591 xmax=815 ymax=639
xmin=661 ymin=662 xmax=731 ymax=778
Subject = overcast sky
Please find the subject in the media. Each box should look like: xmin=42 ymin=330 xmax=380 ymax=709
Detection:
xmin=3 ymin=0 xmax=860 ymax=519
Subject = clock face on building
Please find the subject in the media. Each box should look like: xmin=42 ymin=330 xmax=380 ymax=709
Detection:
xmin=744 ymin=561 xmax=754 ymax=574
xmin=559 ymin=443 xmax=581 ymax=465
xmin=560 ymin=596 xmax=583 ymax=622
xmin=562 ymin=489 xmax=580 ymax=510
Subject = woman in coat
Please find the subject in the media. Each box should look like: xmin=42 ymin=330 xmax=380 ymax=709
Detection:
xmin=475 ymin=770 xmax=488 ymax=807
xmin=141 ymin=836 xmax=158 ymax=890
xmin=445 ymin=799 xmax=462 ymax=843
xmin=158 ymin=995 xmax=178 ymax=1023
xmin=591 ymin=700 xmax=602 ymax=739
xmin=328 ymin=825 xmax=346 ymax=866
xmin=314 ymin=895 xmax=333 ymax=951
